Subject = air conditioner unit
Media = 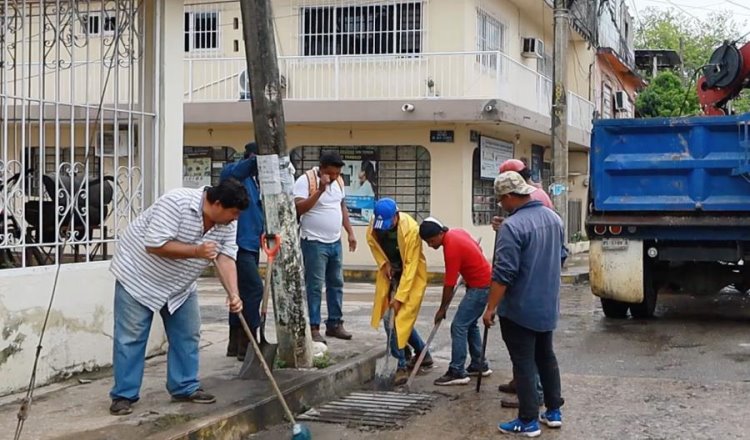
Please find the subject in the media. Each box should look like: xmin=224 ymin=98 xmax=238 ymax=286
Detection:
xmin=239 ymin=71 xmax=287 ymax=100
xmin=614 ymin=90 xmax=631 ymax=113
xmin=522 ymin=37 xmax=544 ymax=58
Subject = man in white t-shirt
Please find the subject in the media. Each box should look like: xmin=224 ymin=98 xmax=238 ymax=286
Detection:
xmin=293 ymin=151 xmax=357 ymax=343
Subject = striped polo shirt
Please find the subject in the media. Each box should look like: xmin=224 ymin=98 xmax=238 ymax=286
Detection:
xmin=110 ymin=187 xmax=238 ymax=314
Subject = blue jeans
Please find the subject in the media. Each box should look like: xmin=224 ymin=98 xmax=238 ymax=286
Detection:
xmin=110 ymin=281 xmax=201 ymax=401
xmin=229 ymin=249 xmax=263 ymax=331
xmin=449 ymin=287 xmax=490 ymax=375
xmin=383 ymin=317 xmax=426 ymax=369
xmin=300 ymin=239 xmax=344 ymax=327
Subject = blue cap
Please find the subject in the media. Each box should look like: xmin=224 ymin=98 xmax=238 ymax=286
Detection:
xmin=373 ymin=198 xmax=398 ymax=230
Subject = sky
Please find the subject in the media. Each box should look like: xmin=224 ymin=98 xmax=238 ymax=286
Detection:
xmin=630 ymin=0 xmax=750 ymax=35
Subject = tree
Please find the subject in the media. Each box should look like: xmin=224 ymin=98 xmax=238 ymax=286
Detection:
xmin=636 ymin=71 xmax=698 ymax=117
xmin=635 ymin=8 xmax=750 ymax=115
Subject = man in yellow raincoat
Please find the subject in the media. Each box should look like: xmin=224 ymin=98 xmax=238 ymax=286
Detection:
xmin=366 ymin=198 xmax=433 ymax=385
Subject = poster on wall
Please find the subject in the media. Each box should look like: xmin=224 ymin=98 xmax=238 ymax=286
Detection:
xmin=480 ymin=136 xmax=514 ymax=180
xmin=335 ymin=147 xmax=379 ymax=225
xmin=183 ymin=156 xmax=212 ymax=188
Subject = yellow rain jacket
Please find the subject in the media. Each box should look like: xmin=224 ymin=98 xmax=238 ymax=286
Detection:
xmin=366 ymin=212 xmax=428 ymax=349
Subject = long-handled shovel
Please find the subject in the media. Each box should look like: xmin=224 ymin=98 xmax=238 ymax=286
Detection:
xmin=404 ymin=274 xmax=465 ymax=393
xmin=373 ymin=278 xmax=399 ymax=391
xmin=240 ymin=233 xmax=282 ymax=380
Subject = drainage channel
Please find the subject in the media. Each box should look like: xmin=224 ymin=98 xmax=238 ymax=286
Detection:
xmin=297 ymin=391 xmax=437 ymax=429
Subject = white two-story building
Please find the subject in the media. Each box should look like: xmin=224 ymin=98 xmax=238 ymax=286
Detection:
xmin=181 ymin=0 xmax=597 ymax=266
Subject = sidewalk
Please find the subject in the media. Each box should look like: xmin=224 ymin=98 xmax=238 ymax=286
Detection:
xmin=1 ymin=255 xmax=589 ymax=440
xmin=0 ymin=282 xmax=385 ymax=440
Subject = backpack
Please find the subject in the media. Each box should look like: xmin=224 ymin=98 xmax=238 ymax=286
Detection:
xmin=305 ymin=168 xmax=345 ymax=196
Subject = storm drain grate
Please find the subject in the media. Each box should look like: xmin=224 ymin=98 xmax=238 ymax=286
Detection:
xmin=298 ymin=391 xmax=436 ymax=428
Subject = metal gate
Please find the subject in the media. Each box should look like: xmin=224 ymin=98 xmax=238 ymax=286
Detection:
xmin=0 ymin=0 xmax=154 ymax=269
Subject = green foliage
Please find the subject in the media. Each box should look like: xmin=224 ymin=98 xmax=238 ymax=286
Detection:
xmin=634 ymin=7 xmax=750 ymax=115
xmin=313 ymin=352 xmax=332 ymax=369
xmin=635 ymin=8 xmax=747 ymax=77
xmin=274 ymin=357 xmax=287 ymax=369
xmin=636 ymin=71 xmax=699 ymax=117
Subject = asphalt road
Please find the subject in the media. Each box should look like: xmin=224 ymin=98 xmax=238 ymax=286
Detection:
xmin=226 ymin=281 xmax=750 ymax=439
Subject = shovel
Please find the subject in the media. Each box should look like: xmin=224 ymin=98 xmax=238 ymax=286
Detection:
xmin=373 ymin=278 xmax=398 ymax=390
xmin=239 ymin=233 xmax=282 ymax=380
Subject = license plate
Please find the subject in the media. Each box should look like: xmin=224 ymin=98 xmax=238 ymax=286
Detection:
xmin=602 ymin=238 xmax=629 ymax=250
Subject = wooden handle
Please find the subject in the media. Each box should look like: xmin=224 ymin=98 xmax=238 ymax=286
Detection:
xmin=237 ymin=313 xmax=296 ymax=424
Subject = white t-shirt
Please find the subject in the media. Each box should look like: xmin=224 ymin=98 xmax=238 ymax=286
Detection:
xmin=293 ymin=168 xmax=345 ymax=243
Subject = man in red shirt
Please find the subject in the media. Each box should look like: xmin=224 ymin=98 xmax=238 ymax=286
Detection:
xmin=420 ymin=217 xmax=492 ymax=386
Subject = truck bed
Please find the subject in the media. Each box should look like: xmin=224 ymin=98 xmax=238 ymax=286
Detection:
xmin=590 ymin=114 xmax=750 ymax=212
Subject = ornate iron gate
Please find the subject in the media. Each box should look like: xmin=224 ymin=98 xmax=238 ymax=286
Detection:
xmin=0 ymin=0 xmax=154 ymax=269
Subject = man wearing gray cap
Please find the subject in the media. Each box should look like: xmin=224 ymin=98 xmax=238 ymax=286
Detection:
xmin=483 ymin=171 xmax=566 ymax=437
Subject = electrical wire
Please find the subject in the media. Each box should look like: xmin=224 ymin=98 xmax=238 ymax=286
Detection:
xmin=13 ymin=3 xmax=142 ymax=438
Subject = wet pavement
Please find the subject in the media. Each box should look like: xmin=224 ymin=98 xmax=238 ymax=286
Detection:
xmin=248 ymin=283 xmax=750 ymax=439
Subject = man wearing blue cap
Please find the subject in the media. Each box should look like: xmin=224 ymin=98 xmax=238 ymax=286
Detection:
xmin=366 ymin=198 xmax=432 ymax=385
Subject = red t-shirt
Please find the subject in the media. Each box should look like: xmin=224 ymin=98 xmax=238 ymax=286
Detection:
xmin=443 ymin=229 xmax=492 ymax=288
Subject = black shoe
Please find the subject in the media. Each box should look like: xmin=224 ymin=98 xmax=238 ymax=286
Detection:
xmin=433 ymin=370 xmax=470 ymax=386
xmin=467 ymin=364 xmax=493 ymax=377
xmin=498 ymin=378 xmax=517 ymax=394
xmin=171 ymin=389 xmax=217 ymax=404
xmin=109 ymin=399 xmax=133 ymax=416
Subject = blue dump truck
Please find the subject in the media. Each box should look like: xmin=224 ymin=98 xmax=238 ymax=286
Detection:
xmin=586 ymin=114 xmax=750 ymax=318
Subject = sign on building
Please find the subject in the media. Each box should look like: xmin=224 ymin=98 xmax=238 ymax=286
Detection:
xmin=479 ymin=136 xmax=514 ymax=180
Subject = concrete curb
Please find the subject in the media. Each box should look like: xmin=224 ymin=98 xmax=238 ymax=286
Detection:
xmin=152 ymin=346 xmax=384 ymax=440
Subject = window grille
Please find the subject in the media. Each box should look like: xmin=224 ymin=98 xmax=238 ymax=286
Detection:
xmin=301 ymin=2 xmax=423 ymax=56
xmin=290 ymin=145 xmax=431 ymax=222
xmin=476 ymin=9 xmax=505 ymax=69
xmin=184 ymin=11 xmax=219 ymax=52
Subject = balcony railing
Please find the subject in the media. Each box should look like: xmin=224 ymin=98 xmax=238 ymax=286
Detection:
xmin=184 ymin=51 xmax=594 ymax=133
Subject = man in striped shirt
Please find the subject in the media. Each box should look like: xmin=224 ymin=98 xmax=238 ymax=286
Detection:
xmin=108 ymin=179 xmax=249 ymax=416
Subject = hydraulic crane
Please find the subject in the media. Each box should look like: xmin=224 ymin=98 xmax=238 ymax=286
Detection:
xmin=697 ymin=40 xmax=750 ymax=116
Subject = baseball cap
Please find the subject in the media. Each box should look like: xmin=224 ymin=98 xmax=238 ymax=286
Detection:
xmin=499 ymin=158 xmax=526 ymax=173
xmin=320 ymin=151 xmax=345 ymax=167
xmin=494 ymin=171 xmax=536 ymax=197
xmin=419 ymin=217 xmax=448 ymax=240
xmin=373 ymin=198 xmax=398 ymax=230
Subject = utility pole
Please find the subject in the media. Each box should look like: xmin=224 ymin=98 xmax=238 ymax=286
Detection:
xmin=552 ymin=0 xmax=570 ymax=243
xmin=238 ymin=0 xmax=313 ymax=368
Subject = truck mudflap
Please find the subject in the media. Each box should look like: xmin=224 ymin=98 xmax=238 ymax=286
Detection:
xmin=590 ymin=238 xmax=644 ymax=303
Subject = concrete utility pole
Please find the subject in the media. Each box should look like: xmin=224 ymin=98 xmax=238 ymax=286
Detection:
xmin=552 ymin=0 xmax=570 ymax=242
xmin=238 ymin=0 xmax=313 ymax=368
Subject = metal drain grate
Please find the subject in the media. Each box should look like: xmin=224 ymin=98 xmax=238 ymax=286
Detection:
xmin=298 ymin=391 xmax=436 ymax=428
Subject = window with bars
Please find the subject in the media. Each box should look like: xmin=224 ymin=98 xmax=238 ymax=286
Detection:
xmin=103 ymin=11 xmax=117 ymax=34
xmin=184 ymin=11 xmax=219 ymax=52
xmin=300 ymin=2 xmax=423 ymax=56
xmin=80 ymin=14 xmax=101 ymax=35
xmin=476 ymin=9 xmax=506 ymax=69
xmin=290 ymin=145 xmax=431 ymax=222
xmin=472 ymin=146 xmax=497 ymax=226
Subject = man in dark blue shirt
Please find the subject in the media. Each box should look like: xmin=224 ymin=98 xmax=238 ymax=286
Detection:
xmin=483 ymin=171 xmax=565 ymax=437
xmin=220 ymin=142 xmax=265 ymax=361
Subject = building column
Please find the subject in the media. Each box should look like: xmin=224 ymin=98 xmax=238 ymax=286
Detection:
xmin=144 ymin=0 xmax=184 ymax=200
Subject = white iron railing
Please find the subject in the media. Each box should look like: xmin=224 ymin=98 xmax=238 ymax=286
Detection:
xmin=184 ymin=51 xmax=593 ymax=133
xmin=568 ymin=91 xmax=595 ymax=133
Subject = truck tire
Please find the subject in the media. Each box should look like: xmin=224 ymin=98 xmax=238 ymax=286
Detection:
xmin=601 ymin=298 xmax=629 ymax=319
xmin=630 ymin=283 xmax=658 ymax=319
